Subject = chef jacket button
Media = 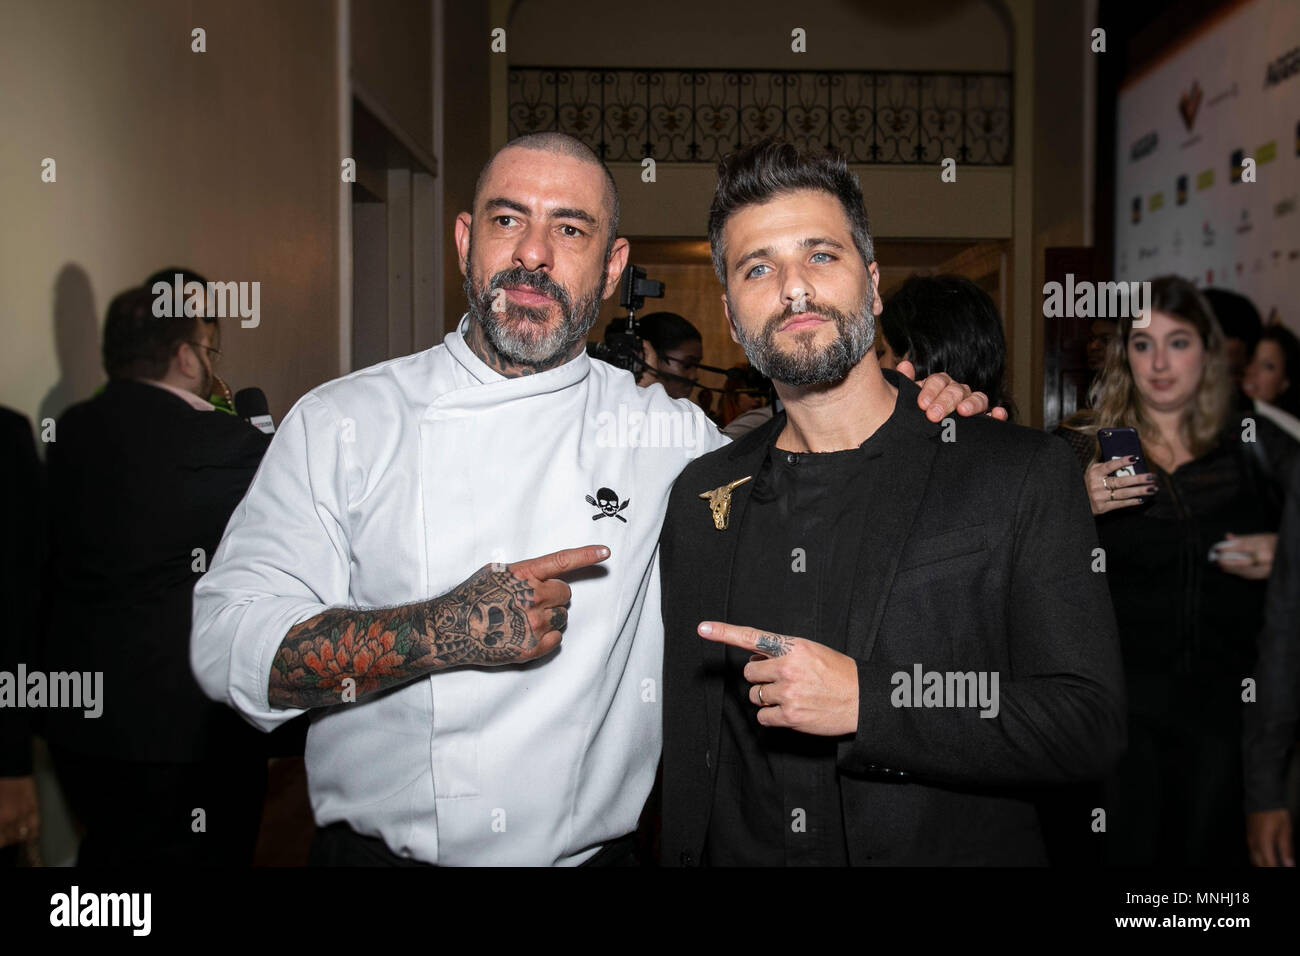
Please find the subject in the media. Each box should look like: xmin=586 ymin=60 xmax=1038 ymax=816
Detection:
xmin=786 ymin=452 xmax=799 ymax=465
xmin=680 ymin=851 xmax=696 ymax=866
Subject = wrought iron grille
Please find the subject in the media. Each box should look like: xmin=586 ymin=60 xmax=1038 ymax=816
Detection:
xmin=508 ymin=67 xmax=1012 ymax=164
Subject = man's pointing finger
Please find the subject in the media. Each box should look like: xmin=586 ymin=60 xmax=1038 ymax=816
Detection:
xmin=515 ymin=545 xmax=610 ymax=581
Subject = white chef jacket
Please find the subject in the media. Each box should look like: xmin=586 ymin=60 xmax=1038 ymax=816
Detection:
xmin=191 ymin=315 xmax=727 ymax=865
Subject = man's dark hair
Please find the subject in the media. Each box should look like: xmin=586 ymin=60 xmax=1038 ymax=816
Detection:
xmin=707 ymin=138 xmax=874 ymax=286
xmin=1257 ymin=324 xmax=1300 ymax=417
xmin=880 ymin=274 xmax=1010 ymax=414
xmin=474 ymin=132 xmax=620 ymax=263
xmin=1203 ymin=287 xmax=1262 ymax=349
xmin=636 ymin=311 xmax=701 ymax=355
xmin=144 ymin=267 xmax=210 ymax=292
xmin=102 ymin=274 xmax=211 ymax=381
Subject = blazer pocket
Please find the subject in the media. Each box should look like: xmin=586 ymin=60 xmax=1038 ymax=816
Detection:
xmin=894 ymin=524 xmax=987 ymax=576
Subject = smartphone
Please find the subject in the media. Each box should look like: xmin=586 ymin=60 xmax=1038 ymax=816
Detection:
xmin=1097 ymin=427 xmax=1151 ymax=478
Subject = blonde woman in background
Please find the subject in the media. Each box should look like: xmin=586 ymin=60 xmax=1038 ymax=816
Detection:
xmin=1056 ymin=275 xmax=1297 ymax=866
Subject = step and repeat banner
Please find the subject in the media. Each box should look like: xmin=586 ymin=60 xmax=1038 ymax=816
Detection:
xmin=1115 ymin=0 xmax=1300 ymax=331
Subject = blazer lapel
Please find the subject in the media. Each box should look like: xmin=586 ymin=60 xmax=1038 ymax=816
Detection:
xmin=843 ymin=386 xmax=941 ymax=663
xmin=696 ymin=414 xmax=781 ymax=782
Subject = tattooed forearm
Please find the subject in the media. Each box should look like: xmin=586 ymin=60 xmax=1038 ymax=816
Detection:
xmin=267 ymin=563 xmax=548 ymax=709
xmin=755 ymin=632 xmax=793 ymax=657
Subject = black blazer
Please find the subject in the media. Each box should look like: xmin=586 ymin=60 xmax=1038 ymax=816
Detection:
xmin=0 ymin=408 xmax=43 ymax=777
xmin=660 ymin=375 xmax=1127 ymax=865
xmin=40 ymin=379 xmax=270 ymax=763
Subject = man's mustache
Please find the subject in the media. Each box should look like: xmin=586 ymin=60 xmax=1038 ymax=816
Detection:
xmin=487 ymin=267 xmax=572 ymax=314
xmin=764 ymin=301 xmax=852 ymax=334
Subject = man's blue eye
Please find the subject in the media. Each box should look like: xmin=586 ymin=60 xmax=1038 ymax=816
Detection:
xmin=746 ymin=264 xmax=769 ymax=279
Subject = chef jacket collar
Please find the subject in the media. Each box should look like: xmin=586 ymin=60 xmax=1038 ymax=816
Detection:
xmin=444 ymin=313 xmax=592 ymax=394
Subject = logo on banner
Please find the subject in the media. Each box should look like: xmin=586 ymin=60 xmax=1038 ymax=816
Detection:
xmin=1264 ymin=46 xmax=1299 ymax=88
xmin=1178 ymin=80 xmax=1202 ymax=131
xmin=1202 ymin=220 xmax=1216 ymax=247
xmin=1275 ymin=196 xmax=1297 ymax=218
xmin=1236 ymin=208 xmax=1253 ymax=235
xmin=1130 ymin=131 xmax=1158 ymax=162
xmin=1176 ymin=175 xmax=1188 ymax=205
xmin=1131 ymin=196 xmax=1142 ymax=224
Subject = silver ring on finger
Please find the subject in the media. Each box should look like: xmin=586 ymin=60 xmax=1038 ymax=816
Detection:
xmin=1102 ymin=477 xmax=1111 ymax=491
xmin=757 ymin=684 xmax=767 ymax=707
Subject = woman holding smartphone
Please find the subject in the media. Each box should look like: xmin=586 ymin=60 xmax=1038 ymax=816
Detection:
xmin=1056 ymin=275 xmax=1297 ymax=866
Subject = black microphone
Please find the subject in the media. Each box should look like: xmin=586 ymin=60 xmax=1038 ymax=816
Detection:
xmin=234 ymin=387 xmax=275 ymax=434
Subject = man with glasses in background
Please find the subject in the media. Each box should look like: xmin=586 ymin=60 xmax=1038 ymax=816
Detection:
xmin=41 ymin=270 xmax=272 ymax=865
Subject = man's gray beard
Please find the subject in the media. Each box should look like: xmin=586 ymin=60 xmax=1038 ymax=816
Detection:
xmin=464 ymin=266 xmax=602 ymax=369
xmin=732 ymin=294 xmax=876 ymax=388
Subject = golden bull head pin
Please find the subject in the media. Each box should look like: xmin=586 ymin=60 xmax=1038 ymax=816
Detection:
xmin=699 ymin=476 xmax=753 ymax=531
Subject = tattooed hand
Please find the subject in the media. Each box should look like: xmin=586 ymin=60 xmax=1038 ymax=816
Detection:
xmin=697 ymin=621 xmax=859 ymax=736
xmin=430 ymin=546 xmax=610 ymax=665
xmin=268 ymin=545 xmax=610 ymax=709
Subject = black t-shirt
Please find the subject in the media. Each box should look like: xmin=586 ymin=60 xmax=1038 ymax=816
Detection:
xmin=705 ymin=395 xmax=901 ymax=865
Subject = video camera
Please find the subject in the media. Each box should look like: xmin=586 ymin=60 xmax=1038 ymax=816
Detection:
xmin=586 ymin=264 xmax=664 ymax=373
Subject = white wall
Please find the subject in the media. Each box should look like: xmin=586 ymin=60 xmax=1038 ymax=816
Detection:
xmin=0 ymin=0 xmax=341 ymax=431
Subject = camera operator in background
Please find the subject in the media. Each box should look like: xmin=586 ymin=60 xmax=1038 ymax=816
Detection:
xmin=41 ymin=271 xmax=272 ymax=866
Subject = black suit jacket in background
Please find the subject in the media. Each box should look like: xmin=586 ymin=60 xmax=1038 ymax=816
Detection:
xmin=0 ymin=408 xmax=44 ymax=777
xmin=659 ymin=374 xmax=1127 ymax=865
xmin=40 ymin=379 xmax=271 ymax=763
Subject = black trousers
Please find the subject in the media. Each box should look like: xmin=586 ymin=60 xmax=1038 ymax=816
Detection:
xmin=50 ymin=745 xmax=267 ymax=867
xmin=308 ymin=821 xmax=640 ymax=866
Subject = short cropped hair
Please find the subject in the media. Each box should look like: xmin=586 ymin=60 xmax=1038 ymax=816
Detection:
xmin=708 ymin=138 xmax=874 ymax=286
xmin=102 ymin=272 xmax=212 ymax=381
xmin=474 ymin=132 xmax=620 ymax=261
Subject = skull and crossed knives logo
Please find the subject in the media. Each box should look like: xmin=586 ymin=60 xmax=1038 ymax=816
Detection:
xmin=586 ymin=487 xmax=630 ymax=522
